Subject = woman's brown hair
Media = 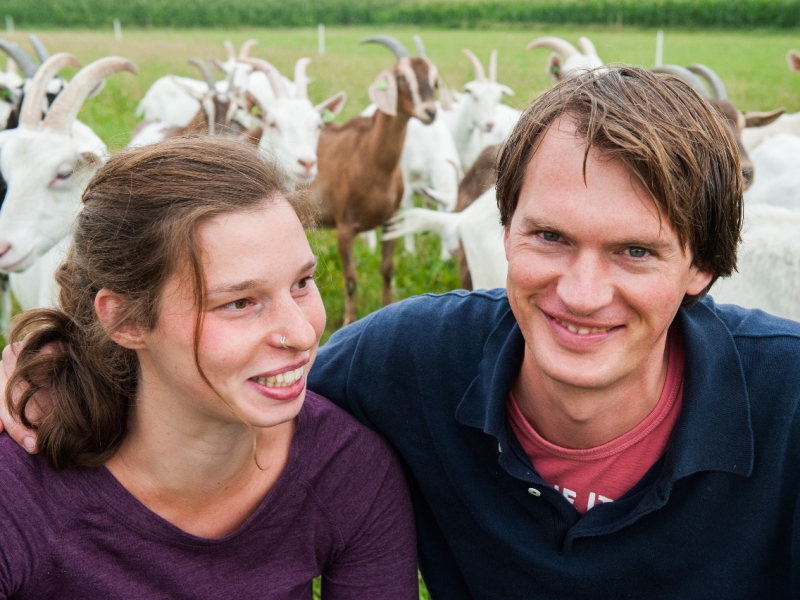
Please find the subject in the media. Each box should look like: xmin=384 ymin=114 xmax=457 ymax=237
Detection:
xmin=6 ymin=136 xmax=315 ymax=470
xmin=496 ymin=65 xmax=744 ymax=304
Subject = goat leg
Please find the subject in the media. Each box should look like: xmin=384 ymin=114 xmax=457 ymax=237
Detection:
xmin=337 ymin=224 xmax=358 ymax=326
xmin=380 ymin=234 xmax=396 ymax=307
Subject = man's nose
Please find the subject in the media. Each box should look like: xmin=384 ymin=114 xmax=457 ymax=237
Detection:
xmin=555 ymin=253 xmax=614 ymax=315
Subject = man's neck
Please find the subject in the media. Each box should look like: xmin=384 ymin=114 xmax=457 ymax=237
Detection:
xmin=512 ymin=336 xmax=671 ymax=449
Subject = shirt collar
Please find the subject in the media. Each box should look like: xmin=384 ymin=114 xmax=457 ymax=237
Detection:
xmin=454 ymin=296 xmax=754 ymax=480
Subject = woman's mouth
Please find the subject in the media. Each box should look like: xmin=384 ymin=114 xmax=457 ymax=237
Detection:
xmin=250 ymin=366 xmax=305 ymax=388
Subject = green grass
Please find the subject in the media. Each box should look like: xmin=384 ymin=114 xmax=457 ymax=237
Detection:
xmin=4 ymin=26 xmax=800 ymax=594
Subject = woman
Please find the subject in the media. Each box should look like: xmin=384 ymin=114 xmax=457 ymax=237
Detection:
xmin=0 ymin=137 xmax=417 ymax=599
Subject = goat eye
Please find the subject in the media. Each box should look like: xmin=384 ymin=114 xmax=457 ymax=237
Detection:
xmin=56 ymin=170 xmax=73 ymax=181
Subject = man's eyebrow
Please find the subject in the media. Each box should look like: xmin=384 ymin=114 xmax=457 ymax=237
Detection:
xmin=208 ymin=258 xmax=318 ymax=295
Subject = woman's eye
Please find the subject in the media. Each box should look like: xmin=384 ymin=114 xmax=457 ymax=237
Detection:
xmin=223 ymin=299 xmax=250 ymax=310
xmin=626 ymin=247 xmax=649 ymax=258
xmin=294 ymin=276 xmax=314 ymax=291
xmin=539 ymin=231 xmax=561 ymax=242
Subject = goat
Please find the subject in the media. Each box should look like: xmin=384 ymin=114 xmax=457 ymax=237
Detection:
xmin=385 ymin=185 xmax=507 ymax=290
xmin=740 ymin=50 xmax=800 ymax=152
xmin=651 ymin=64 xmax=783 ymax=188
xmin=130 ymin=58 xmax=244 ymax=146
xmin=240 ymin=57 xmax=345 ymax=186
xmin=440 ymin=47 xmax=514 ymax=168
xmin=526 ymin=36 xmax=604 ymax=84
xmin=310 ymin=35 xmax=451 ymax=325
xmin=710 ymin=203 xmax=800 ymax=322
xmin=0 ymin=53 xmax=137 ymax=310
xmin=744 ymin=133 xmax=800 ymax=209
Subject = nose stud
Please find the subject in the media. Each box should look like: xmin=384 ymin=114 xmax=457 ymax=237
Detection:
xmin=280 ymin=335 xmax=287 ymax=349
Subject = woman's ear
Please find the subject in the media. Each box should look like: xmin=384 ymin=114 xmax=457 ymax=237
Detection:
xmin=94 ymin=288 xmax=146 ymax=350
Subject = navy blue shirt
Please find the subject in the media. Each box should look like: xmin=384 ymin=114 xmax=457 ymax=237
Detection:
xmin=309 ymin=289 xmax=800 ymax=599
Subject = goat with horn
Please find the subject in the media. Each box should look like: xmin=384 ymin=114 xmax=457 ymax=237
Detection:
xmin=311 ymin=34 xmax=452 ymax=325
xmin=652 ymin=64 xmax=783 ymax=189
xmin=527 ymin=36 xmax=604 ymax=84
xmin=0 ymin=53 xmax=137 ymax=311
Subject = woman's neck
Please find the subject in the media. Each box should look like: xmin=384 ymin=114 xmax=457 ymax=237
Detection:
xmin=105 ymin=385 xmax=296 ymax=539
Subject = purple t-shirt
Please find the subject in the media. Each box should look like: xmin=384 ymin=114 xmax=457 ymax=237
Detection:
xmin=0 ymin=391 xmax=418 ymax=599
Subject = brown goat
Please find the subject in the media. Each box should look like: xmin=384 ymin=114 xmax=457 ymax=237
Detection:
xmin=311 ymin=35 xmax=451 ymax=325
xmin=652 ymin=64 xmax=783 ymax=188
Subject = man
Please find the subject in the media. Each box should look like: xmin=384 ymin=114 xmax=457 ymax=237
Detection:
xmin=3 ymin=66 xmax=799 ymax=597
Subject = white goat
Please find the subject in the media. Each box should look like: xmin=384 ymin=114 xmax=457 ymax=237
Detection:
xmin=241 ymin=57 xmax=345 ymax=186
xmin=384 ymin=186 xmax=507 ymax=290
xmin=135 ymin=39 xmax=293 ymax=129
xmin=744 ymin=133 xmax=800 ymax=209
xmin=441 ymin=48 xmax=515 ymax=169
xmin=527 ymin=36 xmax=604 ymax=84
xmin=0 ymin=53 xmax=137 ymax=310
xmin=741 ymin=50 xmax=800 ymax=152
xmin=710 ymin=203 xmax=800 ymax=322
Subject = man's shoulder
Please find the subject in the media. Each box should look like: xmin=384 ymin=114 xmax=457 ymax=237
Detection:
xmin=702 ymin=297 xmax=800 ymax=343
xmin=360 ymin=287 xmax=512 ymax=337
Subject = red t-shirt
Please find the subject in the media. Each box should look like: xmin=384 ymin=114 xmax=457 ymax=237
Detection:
xmin=507 ymin=328 xmax=684 ymax=514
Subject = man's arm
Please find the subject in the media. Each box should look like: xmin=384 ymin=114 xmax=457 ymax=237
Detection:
xmin=0 ymin=342 xmax=50 ymax=453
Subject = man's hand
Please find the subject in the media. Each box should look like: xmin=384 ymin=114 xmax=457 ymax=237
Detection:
xmin=0 ymin=342 xmax=49 ymax=453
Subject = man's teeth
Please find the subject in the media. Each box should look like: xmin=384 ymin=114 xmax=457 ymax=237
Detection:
xmin=253 ymin=366 xmax=305 ymax=388
xmin=555 ymin=318 xmax=611 ymax=335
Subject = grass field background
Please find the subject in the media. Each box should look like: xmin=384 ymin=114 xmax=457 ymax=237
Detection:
xmin=3 ymin=23 xmax=800 ymax=599
xmin=3 ymin=25 xmax=799 ymax=340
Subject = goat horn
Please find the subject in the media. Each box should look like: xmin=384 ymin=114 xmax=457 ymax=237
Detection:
xmin=526 ymin=37 xmax=579 ymax=59
xmin=686 ymin=64 xmax=728 ymax=100
xmin=43 ymin=56 xmax=137 ymax=133
xmin=238 ymin=39 xmax=258 ymax=59
xmin=577 ymin=36 xmax=598 ymax=57
xmin=650 ymin=65 xmax=711 ymax=99
xmin=209 ymin=55 xmax=226 ymax=73
xmin=294 ymin=57 xmax=311 ymax=100
xmin=19 ymin=52 xmax=81 ymax=129
xmin=28 ymin=34 xmax=50 ymax=63
xmin=489 ymin=50 xmax=498 ymax=83
xmin=360 ymin=35 xmax=410 ymax=60
xmin=189 ymin=58 xmax=216 ymax=91
xmin=224 ymin=40 xmax=235 ymax=61
xmin=413 ymin=34 xmax=426 ymax=58
xmin=239 ymin=57 xmax=288 ymax=99
xmin=0 ymin=39 xmax=38 ymax=78
xmin=461 ymin=49 xmax=486 ymax=81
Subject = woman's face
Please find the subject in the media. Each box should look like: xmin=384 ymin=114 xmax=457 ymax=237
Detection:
xmin=138 ymin=198 xmax=326 ymax=429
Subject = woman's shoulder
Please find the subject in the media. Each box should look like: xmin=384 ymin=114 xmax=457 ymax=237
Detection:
xmin=296 ymin=390 xmax=406 ymax=492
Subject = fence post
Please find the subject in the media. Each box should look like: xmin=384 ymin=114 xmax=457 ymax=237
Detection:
xmin=114 ymin=18 xmax=122 ymax=41
xmin=655 ymin=30 xmax=664 ymax=67
xmin=318 ymin=23 xmax=325 ymax=55
xmin=5 ymin=17 xmax=13 ymax=34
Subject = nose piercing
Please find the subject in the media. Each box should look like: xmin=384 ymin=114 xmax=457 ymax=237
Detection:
xmin=280 ymin=335 xmax=287 ymax=349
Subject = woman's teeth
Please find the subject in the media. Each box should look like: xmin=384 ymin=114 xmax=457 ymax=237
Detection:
xmin=253 ymin=366 xmax=305 ymax=387
xmin=555 ymin=317 xmax=612 ymax=335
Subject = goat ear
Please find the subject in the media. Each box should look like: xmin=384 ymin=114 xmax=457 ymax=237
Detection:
xmin=368 ymin=69 xmax=397 ymax=117
xmin=315 ymin=91 xmax=346 ymax=121
xmin=788 ymin=50 xmax=800 ymax=72
xmin=437 ymin=76 xmax=453 ymax=111
xmin=499 ymin=84 xmax=515 ymax=96
xmin=244 ymin=91 xmax=266 ymax=118
xmin=744 ymin=107 xmax=785 ymax=128
xmin=546 ymin=54 xmax=562 ymax=81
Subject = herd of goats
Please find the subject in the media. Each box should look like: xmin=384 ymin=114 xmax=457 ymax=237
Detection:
xmin=0 ymin=32 xmax=798 ymax=329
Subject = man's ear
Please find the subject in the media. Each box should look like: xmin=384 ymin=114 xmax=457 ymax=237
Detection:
xmin=686 ymin=268 xmax=714 ymax=297
xmin=94 ymin=288 xmax=146 ymax=350
xmin=368 ymin=68 xmax=398 ymax=117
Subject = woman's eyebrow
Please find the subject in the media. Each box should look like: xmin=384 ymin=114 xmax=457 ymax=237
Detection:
xmin=208 ymin=258 xmax=319 ymax=295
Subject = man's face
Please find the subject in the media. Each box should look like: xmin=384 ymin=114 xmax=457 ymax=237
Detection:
xmin=504 ymin=117 xmax=712 ymax=393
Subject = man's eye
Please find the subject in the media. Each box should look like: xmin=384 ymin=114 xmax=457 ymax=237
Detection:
xmin=626 ymin=247 xmax=648 ymax=258
xmin=294 ymin=276 xmax=314 ymax=290
xmin=223 ymin=299 xmax=250 ymax=309
xmin=540 ymin=231 xmax=560 ymax=242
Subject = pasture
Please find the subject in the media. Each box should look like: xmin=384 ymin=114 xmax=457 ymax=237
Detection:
xmin=4 ymin=25 xmax=800 ymax=341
